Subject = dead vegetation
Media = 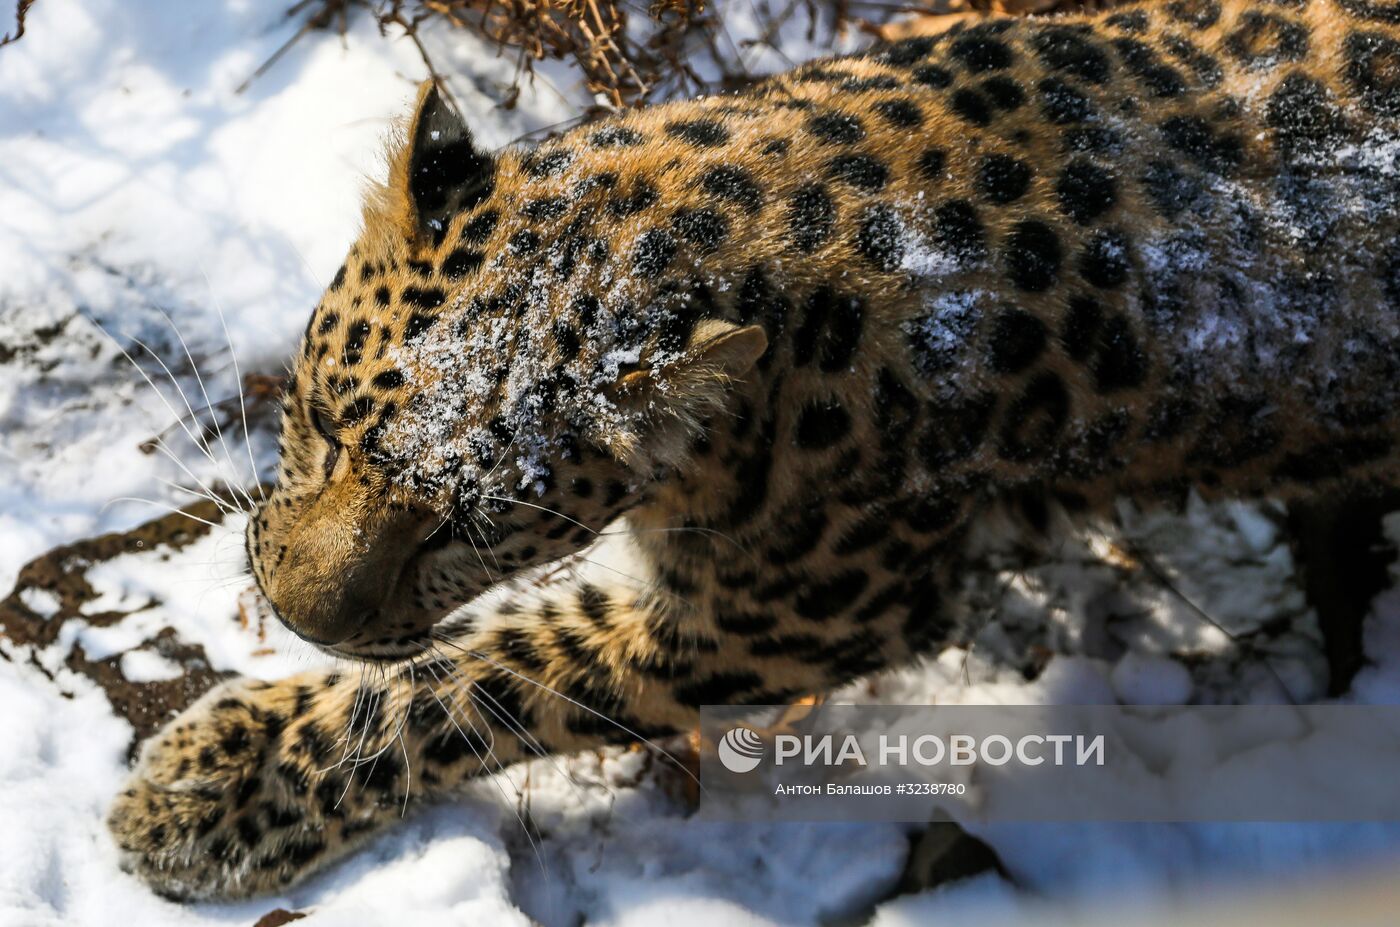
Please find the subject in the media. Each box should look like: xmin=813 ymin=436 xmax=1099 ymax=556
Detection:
xmin=1 ymin=0 xmax=34 ymax=47
xmin=249 ymin=0 xmax=1117 ymax=117
xmin=0 ymin=0 xmax=1116 ymax=110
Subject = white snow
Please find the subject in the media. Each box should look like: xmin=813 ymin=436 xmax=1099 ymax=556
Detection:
xmin=3 ymin=1 xmax=1400 ymax=925
xmin=17 ymin=587 xmax=61 ymax=620
xmin=1109 ymin=653 xmax=1194 ymax=705
xmin=117 ymin=649 xmax=185 ymax=684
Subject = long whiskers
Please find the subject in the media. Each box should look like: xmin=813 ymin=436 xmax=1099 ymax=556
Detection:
xmin=460 ymin=520 xmax=499 ymax=588
xmin=481 ymin=493 xmax=756 ymax=570
xmin=154 ymin=475 xmax=242 ymax=517
xmin=418 ymin=659 xmax=549 ymax=874
xmin=605 ymin=524 xmax=758 ymax=561
xmin=331 ymin=667 xmax=384 ymax=809
xmin=152 ymin=306 xmax=259 ymax=511
xmin=394 ymin=663 xmax=416 ymax=816
xmin=103 ymin=496 xmax=225 ymax=530
xmin=85 ymin=315 xmax=262 ymax=516
xmin=481 ymin=494 xmax=596 ymax=536
xmin=322 ymin=665 xmax=371 ymax=774
xmin=122 ymin=330 xmax=257 ymax=512
xmin=200 ymin=266 xmax=269 ymax=504
xmin=471 ymin=497 xmax=696 ymax=606
xmin=482 ymin=431 xmax=520 ymax=485
xmin=144 ymin=434 xmax=242 ymax=518
xmin=465 ymin=511 xmax=505 ymax=575
xmin=347 ymin=666 xmax=416 ymax=795
xmin=427 ymin=643 xmax=591 ymax=806
xmin=431 ymin=634 xmax=701 ymax=792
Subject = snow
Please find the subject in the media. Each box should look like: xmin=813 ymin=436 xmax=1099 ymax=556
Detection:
xmin=870 ymin=873 xmax=1027 ymax=926
xmin=17 ymin=587 xmax=61 ymax=620
xmin=3 ymin=1 xmax=1400 ymax=925
xmin=1109 ymin=653 xmax=1193 ymax=705
xmin=117 ymin=649 xmax=186 ymax=684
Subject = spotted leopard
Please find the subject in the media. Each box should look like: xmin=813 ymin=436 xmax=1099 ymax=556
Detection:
xmin=109 ymin=0 xmax=1400 ymax=899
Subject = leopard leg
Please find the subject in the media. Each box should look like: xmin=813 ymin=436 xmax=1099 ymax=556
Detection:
xmin=106 ymin=668 xmax=497 ymax=901
xmin=112 ymin=526 xmax=945 ymax=899
xmin=107 ymin=570 xmax=707 ymax=899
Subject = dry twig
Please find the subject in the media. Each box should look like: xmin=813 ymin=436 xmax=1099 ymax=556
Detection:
xmin=243 ymin=0 xmax=1123 ymax=120
xmin=1 ymin=0 xmax=35 ymax=48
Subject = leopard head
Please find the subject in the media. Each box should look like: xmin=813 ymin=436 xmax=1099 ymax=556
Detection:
xmin=247 ymin=83 xmax=766 ymax=660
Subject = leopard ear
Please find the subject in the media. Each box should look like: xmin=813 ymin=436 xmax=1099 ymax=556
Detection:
xmin=604 ymin=320 xmax=768 ymax=463
xmin=614 ymin=321 xmax=768 ymax=395
xmin=387 ymin=81 xmax=494 ymax=243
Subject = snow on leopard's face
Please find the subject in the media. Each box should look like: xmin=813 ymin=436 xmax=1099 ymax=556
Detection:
xmin=247 ymin=83 xmax=763 ymax=660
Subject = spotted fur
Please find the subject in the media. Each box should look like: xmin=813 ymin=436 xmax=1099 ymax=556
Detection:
xmin=111 ymin=0 xmax=1400 ymax=898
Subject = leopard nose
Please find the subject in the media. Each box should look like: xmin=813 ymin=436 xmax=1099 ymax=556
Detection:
xmin=253 ymin=477 xmax=439 ymax=651
xmin=265 ymin=581 xmax=382 ymax=648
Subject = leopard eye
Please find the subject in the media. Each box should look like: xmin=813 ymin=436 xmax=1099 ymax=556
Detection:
xmin=311 ymin=405 xmax=339 ymax=444
xmin=311 ymin=405 xmax=341 ymax=478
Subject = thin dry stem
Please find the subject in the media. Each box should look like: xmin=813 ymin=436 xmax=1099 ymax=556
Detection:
xmin=1 ymin=0 xmax=35 ymax=48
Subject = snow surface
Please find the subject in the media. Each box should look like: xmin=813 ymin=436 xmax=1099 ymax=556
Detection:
xmin=3 ymin=1 xmax=1400 ymax=925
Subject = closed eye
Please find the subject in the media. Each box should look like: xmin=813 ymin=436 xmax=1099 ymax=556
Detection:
xmin=311 ymin=404 xmax=342 ymax=479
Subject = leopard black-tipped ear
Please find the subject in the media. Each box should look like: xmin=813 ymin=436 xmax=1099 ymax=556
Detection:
xmin=395 ymin=81 xmax=494 ymax=242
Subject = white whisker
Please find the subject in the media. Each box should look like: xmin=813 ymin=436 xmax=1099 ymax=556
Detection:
xmin=464 ymin=511 xmax=506 ymax=576
xmin=432 ymin=634 xmax=701 ymax=793
xmin=85 ymin=318 xmax=229 ymax=487
xmin=122 ymin=331 xmax=255 ymax=513
xmin=431 ymin=644 xmax=587 ymax=806
xmin=420 ymin=659 xmax=548 ymax=875
xmin=144 ymin=435 xmax=238 ymax=514
xmin=605 ymin=523 xmax=757 ymax=560
xmin=154 ymin=476 xmax=239 ymax=516
xmin=103 ymin=497 xmax=224 ymax=530
xmin=482 ymin=431 xmax=520 ymax=484
xmin=481 ymin=494 xmax=597 ymax=535
xmin=201 ymin=266 xmax=269 ymax=504
xmin=460 ymin=519 xmax=498 ymax=587
xmin=397 ymin=663 xmax=416 ymax=815
xmin=151 ymin=306 xmax=258 ymax=509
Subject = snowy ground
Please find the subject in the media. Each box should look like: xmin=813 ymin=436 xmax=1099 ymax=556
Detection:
xmin=3 ymin=1 xmax=1400 ymax=925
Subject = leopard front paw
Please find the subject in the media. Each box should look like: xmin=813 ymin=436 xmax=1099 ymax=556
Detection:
xmin=107 ymin=675 xmax=374 ymax=900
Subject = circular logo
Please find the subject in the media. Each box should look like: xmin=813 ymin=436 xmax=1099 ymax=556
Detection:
xmin=717 ymin=727 xmax=765 ymax=773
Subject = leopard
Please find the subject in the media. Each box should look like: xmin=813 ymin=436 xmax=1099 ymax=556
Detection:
xmin=108 ymin=0 xmax=1400 ymax=900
